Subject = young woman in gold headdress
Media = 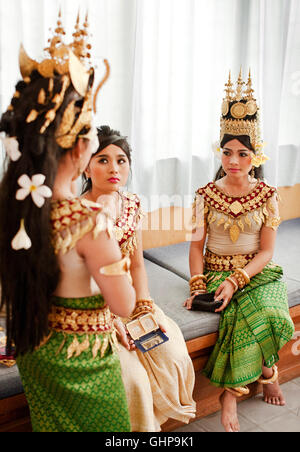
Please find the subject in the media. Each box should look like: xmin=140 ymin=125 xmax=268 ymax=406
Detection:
xmin=184 ymin=70 xmax=294 ymax=432
xmin=81 ymin=125 xmax=196 ymax=432
xmin=0 ymin=15 xmax=135 ymax=432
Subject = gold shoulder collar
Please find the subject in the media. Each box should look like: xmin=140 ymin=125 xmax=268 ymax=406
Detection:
xmin=197 ymin=181 xmax=276 ymax=219
xmin=114 ymin=192 xmax=143 ymax=256
xmin=51 ymin=198 xmax=109 ymax=254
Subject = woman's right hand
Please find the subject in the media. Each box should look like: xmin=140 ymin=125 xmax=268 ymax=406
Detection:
xmin=114 ymin=318 xmax=136 ymax=351
xmin=183 ymin=292 xmax=202 ymax=310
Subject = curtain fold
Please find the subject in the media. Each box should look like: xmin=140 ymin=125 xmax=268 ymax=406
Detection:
xmin=0 ymin=0 xmax=299 ymax=207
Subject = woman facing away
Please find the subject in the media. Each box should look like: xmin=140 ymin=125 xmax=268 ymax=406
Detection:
xmin=0 ymin=16 xmax=135 ymax=432
xmin=81 ymin=125 xmax=196 ymax=432
xmin=184 ymin=70 xmax=295 ymax=432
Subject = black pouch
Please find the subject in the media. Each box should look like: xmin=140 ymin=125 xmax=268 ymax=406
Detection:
xmin=191 ymin=292 xmax=223 ymax=313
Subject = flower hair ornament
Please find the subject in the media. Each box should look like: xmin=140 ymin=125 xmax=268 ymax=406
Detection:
xmin=0 ymin=133 xmax=21 ymax=161
xmin=16 ymin=174 xmax=52 ymax=208
xmin=213 ymin=68 xmax=269 ymax=168
xmin=11 ymin=174 xmax=53 ymax=251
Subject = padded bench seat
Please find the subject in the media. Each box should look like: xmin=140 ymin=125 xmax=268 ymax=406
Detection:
xmin=144 ymin=218 xmax=300 ymax=310
xmin=144 ymin=259 xmax=220 ymax=341
xmin=1 ymin=218 xmax=300 ymax=406
xmin=0 ymin=318 xmax=23 ymax=400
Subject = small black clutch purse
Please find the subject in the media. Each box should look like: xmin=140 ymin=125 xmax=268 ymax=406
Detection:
xmin=191 ymin=292 xmax=223 ymax=313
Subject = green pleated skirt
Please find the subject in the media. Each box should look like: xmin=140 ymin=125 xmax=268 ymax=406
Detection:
xmin=202 ymin=264 xmax=295 ymax=388
xmin=16 ymin=295 xmax=131 ymax=432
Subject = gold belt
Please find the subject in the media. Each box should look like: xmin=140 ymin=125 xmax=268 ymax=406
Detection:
xmin=48 ymin=305 xmax=114 ymax=335
xmin=205 ymin=249 xmax=256 ymax=272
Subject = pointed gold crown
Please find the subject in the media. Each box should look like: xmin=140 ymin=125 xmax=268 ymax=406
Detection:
xmin=17 ymin=10 xmax=110 ymax=149
xmin=220 ymin=68 xmax=261 ymax=148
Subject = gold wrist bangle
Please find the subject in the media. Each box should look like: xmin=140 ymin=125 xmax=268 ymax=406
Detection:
xmin=190 ymin=284 xmax=206 ymax=292
xmin=225 ymin=276 xmax=238 ymax=292
xmin=136 ymin=298 xmax=154 ymax=305
xmin=236 ymin=268 xmax=251 ymax=284
xmin=232 ymin=270 xmax=247 ymax=289
xmin=190 ymin=289 xmax=206 ymax=295
xmin=189 ymin=274 xmax=207 ymax=285
xmin=130 ymin=310 xmax=152 ymax=320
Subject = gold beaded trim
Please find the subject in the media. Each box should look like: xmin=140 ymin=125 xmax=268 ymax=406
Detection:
xmin=205 ymin=249 xmax=256 ymax=272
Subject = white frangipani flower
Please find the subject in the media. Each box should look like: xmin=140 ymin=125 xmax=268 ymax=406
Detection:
xmin=11 ymin=219 xmax=32 ymax=251
xmin=16 ymin=174 xmax=52 ymax=208
xmin=0 ymin=133 xmax=21 ymax=161
xmin=212 ymin=141 xmax=222 ymax=160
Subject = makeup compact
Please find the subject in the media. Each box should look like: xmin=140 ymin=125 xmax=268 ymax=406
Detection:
xmin=126 ymin=313 xmax=169 ymax=353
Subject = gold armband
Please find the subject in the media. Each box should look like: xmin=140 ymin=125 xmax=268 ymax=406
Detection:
xmin=100 ymin=256 xmax=132 ymax=284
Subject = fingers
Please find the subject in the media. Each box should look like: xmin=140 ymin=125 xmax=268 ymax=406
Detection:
xmin=215 ymin=285 xmax=223 ymax=297
xmin=128 ymin=338 xmax=136 ymax=351
xmin=158 ymin=322 xmax=167 ymax=333
xmin=183 ymin=295 xmax=196 ymax=310
xmin=118 ymin=328 xmax=131 ymax=350
xmin=214 ymin=299 xmax=230 ymax=313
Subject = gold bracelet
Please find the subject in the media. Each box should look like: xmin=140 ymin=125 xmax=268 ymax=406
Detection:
xmin=130 ymin=310 xmax=153 ymax=320
xmin=190 ymin=282 xmax=207 ymax=289
xmin=189 ymin=274 xmax=207 ymax=285
xmin=190 ymin=283 xmax=207 ymax=295
xmin=225 ymin=276 xmax=238 ymax=292
xmin=190 ymin=289 xmax=206 ymax=296
xmin=232 ymin=270 xmax=246 ymax=289
xmin=236 ymin=268 xmax=251 ymax=284
xmin=136 ymin=299 xmax=154 ymax=308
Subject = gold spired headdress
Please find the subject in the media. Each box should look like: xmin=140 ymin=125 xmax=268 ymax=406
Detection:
xmin=220 ymin=68 xmax=268 ymax=167
xmin=18 ymin=9 xmax=110 ymax=149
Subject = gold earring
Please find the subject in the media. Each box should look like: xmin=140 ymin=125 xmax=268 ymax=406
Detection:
xmin=251 ymin=167 xmax=255 ymax=178
xmin=221 ymin=168 xmax=226 ymax=177
xmin=77 ymin=158 xmax=83 ymax=177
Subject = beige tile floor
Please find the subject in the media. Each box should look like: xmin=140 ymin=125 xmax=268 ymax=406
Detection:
xmin=174 ymin=378 xmax=300 ymax=433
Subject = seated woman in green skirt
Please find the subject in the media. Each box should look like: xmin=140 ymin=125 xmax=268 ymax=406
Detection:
xmin=0 ymin=16 xmax=135 ymax=432
xmin=184 ymin=70 xmax=295 ymax=432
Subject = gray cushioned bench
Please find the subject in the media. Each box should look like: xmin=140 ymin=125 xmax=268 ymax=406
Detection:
xmin=1 ymin=218 xmax=300 ymax=406
xmin=145 ymin=218 xmax=300 ymax=313
xmin=0 ymin=317 xmax=23 ymax=400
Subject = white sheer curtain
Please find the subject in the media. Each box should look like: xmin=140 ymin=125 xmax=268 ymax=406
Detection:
xmin=0 ymin=0 xmax=137 ymax=137
xmin=130 ymin=0 xmax=300 ymax=209
xmin=1 ymin=0 xmax=299 ymax=210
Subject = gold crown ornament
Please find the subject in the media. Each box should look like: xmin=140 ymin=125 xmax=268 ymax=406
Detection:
xmin=219 ymin=69 xmax=269 ymax=167
xmin=17 ymin=9 xmax=110 ymax=149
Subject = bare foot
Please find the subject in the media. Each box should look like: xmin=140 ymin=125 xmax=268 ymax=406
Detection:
xmin=263 ymin=380 xmax=286 ymax=406
xmin=261 ymin=365 xmax=285 ymax=406
xmin=220 ymin=391 xmax=240 ymax=432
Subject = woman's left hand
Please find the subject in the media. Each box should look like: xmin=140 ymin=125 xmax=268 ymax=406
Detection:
xmin=214 ymin=280 xmax=236 ymax=312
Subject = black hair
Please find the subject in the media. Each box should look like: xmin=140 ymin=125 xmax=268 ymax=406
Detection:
xmin=0 ymin=71 xmax=88 ymax=355
xmin=81 ymin=125 xmax=132 ymax=195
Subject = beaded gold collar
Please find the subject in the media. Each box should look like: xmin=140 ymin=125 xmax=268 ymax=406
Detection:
xmin=197 ymin=181 xmax=276 ymax=219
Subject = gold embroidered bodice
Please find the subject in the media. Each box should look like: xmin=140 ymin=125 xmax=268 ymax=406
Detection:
xmin=80 ymin=191 xmax=143 ymax=257
xmin=114 ymin=192 xmax=144 ymax=256
xmin=51 ymin=198 xmax=110 ymax=298
xmin=192 ymin=181 xmax=280 ymax=256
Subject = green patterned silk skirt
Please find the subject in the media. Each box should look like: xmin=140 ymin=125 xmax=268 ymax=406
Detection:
xmin=16 ymin=295 xmax=131 ymax=432
xmin=202 ymin=264 xmax=295 ymax=388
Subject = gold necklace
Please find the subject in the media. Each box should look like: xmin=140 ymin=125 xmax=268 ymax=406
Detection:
xmin=216 ymin=179 xmax=258 ymax=198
